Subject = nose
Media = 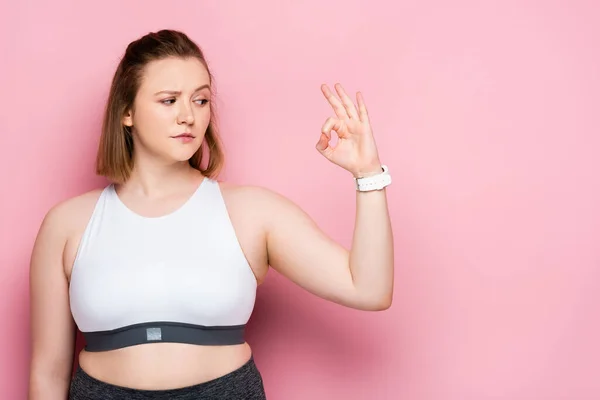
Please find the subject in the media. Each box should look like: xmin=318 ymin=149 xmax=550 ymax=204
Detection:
xmin=177 ymin=102 xmax=195 ymax=125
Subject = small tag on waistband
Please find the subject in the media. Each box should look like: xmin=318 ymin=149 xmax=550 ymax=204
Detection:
xmin=146 ymin=327 xmax=162 ymax=341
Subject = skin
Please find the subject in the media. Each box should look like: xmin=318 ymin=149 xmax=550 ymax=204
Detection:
xmin=28 ymin=56 xmax=394 ymax=398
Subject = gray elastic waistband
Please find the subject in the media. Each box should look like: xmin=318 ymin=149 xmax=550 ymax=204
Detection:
xmin=82 ymin=322 xmax=246 ymax=352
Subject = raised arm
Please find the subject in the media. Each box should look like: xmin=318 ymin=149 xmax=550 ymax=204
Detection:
xmin=264 ymin=83 xmax=394 ymax=311
xmin=28 ymin=205 xmax=77 ymax=399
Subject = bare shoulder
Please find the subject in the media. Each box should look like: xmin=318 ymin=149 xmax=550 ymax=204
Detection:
xmin=217 ymin=181 xmax=299 ymax=220
xmin=216 ymin=180 xmax=317 ymax=241
xmin=31 ymin=187 xmax=106 ymax=287
xmin=36 ymin=188 xmax=106 ymax=274
xmin=42 ymin=188 xmax=106 ymax=235
xmin=218 ymin=180 xmax=277 ymax=200
xmin=216 ymin=181 xmax=291 ymax=283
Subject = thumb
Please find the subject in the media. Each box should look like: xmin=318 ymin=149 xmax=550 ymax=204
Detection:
xmin=316 ymin=117 xmax=340 ymax=158
xmin=316 ymin=132 xmax=334 ymax=159
xmin=315 ymin=132 xmax=330 ymax=152
xmin=315 ymin=133 xmax=333 ymax=161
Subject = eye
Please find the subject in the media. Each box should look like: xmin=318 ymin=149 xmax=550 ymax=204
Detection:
xmin=194 ymin=99 xmax=209 ymax=105
xmin=161 ymin=98 xmax=176 ymax=105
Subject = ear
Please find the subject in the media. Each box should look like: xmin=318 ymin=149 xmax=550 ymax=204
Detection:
xmin=122 ymin=109 xmax=133 ymax=127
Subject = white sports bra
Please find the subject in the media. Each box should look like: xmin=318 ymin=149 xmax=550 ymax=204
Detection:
xmin=68 ymin=178 xmax=257 ymax=351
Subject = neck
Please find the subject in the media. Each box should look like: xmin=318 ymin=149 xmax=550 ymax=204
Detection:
xmin=122 ymin=155 xmax=202 ymax=197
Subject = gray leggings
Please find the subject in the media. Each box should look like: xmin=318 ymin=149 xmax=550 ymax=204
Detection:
xmin=68 ymin=356 xmax=267 ymax=399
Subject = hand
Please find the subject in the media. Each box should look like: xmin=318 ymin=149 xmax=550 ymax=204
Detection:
xmin=316 ymin=83 xmax=382 ymax=178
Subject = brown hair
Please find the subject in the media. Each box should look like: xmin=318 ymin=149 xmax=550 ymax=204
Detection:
xmin=96 ymin=29 xmax=224 ymax=183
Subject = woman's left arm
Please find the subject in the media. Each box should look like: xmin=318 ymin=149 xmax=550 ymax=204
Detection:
xmin=261 ymin=83 xmax=394 ymax=311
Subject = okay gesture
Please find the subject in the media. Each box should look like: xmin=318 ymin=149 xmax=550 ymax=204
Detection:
xmin=316 ymin=83 xmax=383 ymax=178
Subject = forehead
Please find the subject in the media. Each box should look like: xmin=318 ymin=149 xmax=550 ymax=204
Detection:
xmin=138 ymin=57 xmax=210 ymax=93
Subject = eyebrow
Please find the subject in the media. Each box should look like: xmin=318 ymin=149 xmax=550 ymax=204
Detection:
xmin=154 ymin=84 xmax=211 ymax=96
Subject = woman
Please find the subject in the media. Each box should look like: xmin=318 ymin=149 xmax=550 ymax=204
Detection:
xmin=28 ymin=29 xmax=394 ymax=400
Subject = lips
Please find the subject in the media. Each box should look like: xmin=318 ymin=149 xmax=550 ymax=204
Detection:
xmin=172 ymin=133 xmax=195 ymax=139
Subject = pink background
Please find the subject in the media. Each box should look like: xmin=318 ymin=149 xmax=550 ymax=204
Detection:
xmin=2 ymin=1 xmax=599 ymax=399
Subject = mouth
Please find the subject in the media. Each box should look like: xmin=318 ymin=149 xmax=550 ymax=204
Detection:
xmin=171 ymin=133 xmax=195 ymax=139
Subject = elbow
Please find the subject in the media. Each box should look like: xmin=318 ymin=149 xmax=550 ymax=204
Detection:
xmin=29 ymin=375 xmax=70 ymax=400
xmin=372 ymin=297 xmax=393 ymax=311
xmin=360 ymin=294 xmax=393 ymax=311
xmin=29 ymin=364 xmax=72 ymax=399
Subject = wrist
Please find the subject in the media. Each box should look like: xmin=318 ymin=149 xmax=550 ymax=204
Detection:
xmin=352 ymin=163 xmax=383 ymax=179
xmin=354 ymin=164 xmax=391 ymax=191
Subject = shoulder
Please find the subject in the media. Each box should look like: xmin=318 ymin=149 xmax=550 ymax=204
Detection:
xmin=217 ymin=181 xmax=295 ymax=212
xmin=38 ymin=187 xmax=106 ymax=238
xmin=31 ymin=187 xmax=107 ymax=273
xmin=216 ymin=180 xmax=310 ymax=228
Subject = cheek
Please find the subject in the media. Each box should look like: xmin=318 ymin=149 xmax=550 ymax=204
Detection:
xmin=193 ymin=109 xmax=212 ymax=132
xmin=134 ymin=106 xmax=174 ymax=136
xmin=198 ymin=105 xmax=211 ymax=122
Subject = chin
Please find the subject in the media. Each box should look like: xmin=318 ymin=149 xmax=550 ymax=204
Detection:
xmin=172 ymin=152 xmax=198 ymax=163
xmin=166 ymin=147 xmax=200 ymax=163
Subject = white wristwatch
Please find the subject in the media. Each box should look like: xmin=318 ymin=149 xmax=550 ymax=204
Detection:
xmin=354 ymin=165 xmax=392 ymax=191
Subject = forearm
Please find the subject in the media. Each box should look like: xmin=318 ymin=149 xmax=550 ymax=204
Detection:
xmin=349 ymin=187 xmax=394 ymax=309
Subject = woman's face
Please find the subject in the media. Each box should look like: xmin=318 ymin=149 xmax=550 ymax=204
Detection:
xmin=123 ymin=56 xmax=212 ymax=164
